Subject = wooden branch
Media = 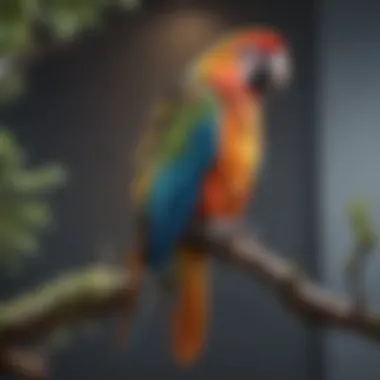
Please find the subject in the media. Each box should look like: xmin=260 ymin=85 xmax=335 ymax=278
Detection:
xmin=0 ymin=265 xmax=129 ymax=346
xmin=1 ymin=229 xmax=380 ymax=378
xmin=0 ymin=347 xmax=48 ymax=380
xmin=201 ymin=230 xmax=380 ymax=341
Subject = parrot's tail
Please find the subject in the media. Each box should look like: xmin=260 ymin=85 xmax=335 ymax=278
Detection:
xmin=171 ymin=248 xmax=211 ymax=366
xmin=114 ymin=248 xmax=146 ymax=351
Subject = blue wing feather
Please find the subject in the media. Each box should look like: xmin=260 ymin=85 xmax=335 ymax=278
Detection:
xmin=145 ymin=113 xmax=218 ymax=269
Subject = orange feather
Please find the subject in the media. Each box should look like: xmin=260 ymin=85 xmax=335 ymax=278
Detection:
xmin=199 ymin=90 xmax=264 ymax=219
xmin=172 ymin=249 xmax=211 ymax=366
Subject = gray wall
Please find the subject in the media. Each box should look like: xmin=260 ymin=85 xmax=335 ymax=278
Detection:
xmin=320 ymin=0 xmax=380 ymax=379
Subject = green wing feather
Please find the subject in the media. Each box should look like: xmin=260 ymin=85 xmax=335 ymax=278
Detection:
xmin=131 ymin=86 xmax=218 ymax=211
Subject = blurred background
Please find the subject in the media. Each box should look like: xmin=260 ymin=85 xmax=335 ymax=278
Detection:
xmin=0 ymin=0 xmax=378 ymax=379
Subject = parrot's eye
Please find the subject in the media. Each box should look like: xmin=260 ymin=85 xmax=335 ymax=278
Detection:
xmin=240 ymin=48 xmax=271 ymax=93
xmin=248 ymin=61 xmax=271 ymax=93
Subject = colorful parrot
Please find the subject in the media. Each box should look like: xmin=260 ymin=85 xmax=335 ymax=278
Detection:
xmin=121 ymin=26 xmax=292 ymax=366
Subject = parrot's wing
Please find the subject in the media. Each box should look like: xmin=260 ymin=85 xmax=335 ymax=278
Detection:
xmin=139 ymin=85 xmax=219 ymax=265
xmin=131 ymin=85 xmax=219 ymax=365
xmin=131 ymin=84 xmax=219 ymax=240
xmin=130 ymin=96 xmax=181 ymax=209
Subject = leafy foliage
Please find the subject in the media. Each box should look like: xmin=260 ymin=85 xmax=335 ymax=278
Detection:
xmin=0 ymin=0 xmax=141 ymax=271
xmin=0 ymin=0 xmax=140 ymax=104
xmin=0 ymin=128 xmax=67 ymax=274
xmin=347 ymin=199 xmax=378 ymax=247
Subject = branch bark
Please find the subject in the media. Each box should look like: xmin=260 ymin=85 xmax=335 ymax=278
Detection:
xmin=0 ymin=265 xmax=129 ymax=346
xmin=0 ymin=347 xmax=48 ymax=380
xmin=202 ymin=231 xmax=380 ymax=340
xmin=1 ymin=229 xmax=380 ymax=378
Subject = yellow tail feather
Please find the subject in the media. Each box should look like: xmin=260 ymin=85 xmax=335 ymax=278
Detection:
xmin=171 ymin=249 xmax=211 ymax=366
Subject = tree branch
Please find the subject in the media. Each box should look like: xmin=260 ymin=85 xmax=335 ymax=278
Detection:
xmin=0 ymin=265 xmax=129 ymax=346
xmin=201 ymin=229 xmax=380 ymax=341
xmin=0 ymin=347 xmax=48 ymax=380
xmin=1 ymin=229 xmax=380 ymax=378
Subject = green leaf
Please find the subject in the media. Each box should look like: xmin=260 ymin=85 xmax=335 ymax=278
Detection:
xmin=0 ymin=0 xmax=141 ymax=56
xmin=0 ymin=67 xmax=25 ymax=105
xmin=0 ymin=200 xmax=52 ymax=230
xmin=0 ymin=220 xmax=39 ymax=255
xmin=20 ymin=0 xmax=41 ymax=19
xmin=41 ymin=0 xmax=104 ymax=41
xmin=347 ymin=199 xmax=378 ymax=247
xmin=0 ymin=130 xmax=69 ymax=273
xmin=7 ymin=164 xmax=68 ymax=194
xmin=0 ymin=128 xmax=26 ymax=172
xmin=0 ymin=0 xmax=32 ymax=55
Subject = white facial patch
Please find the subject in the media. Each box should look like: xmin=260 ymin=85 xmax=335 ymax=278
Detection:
xmin=270 ymin=50 xmax=292 ymax=87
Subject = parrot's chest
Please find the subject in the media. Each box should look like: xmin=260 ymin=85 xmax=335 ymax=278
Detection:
xmin=219 ymin=104 xmax=262 ymax=189
xmin=221 ymin=111 xmax=258 ymax=170
xmin=200 ymin=101 xmax=263 ymax=218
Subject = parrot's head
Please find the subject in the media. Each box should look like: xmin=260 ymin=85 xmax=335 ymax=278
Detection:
xmin=192 ymin=27 xmax=292 ymax=97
